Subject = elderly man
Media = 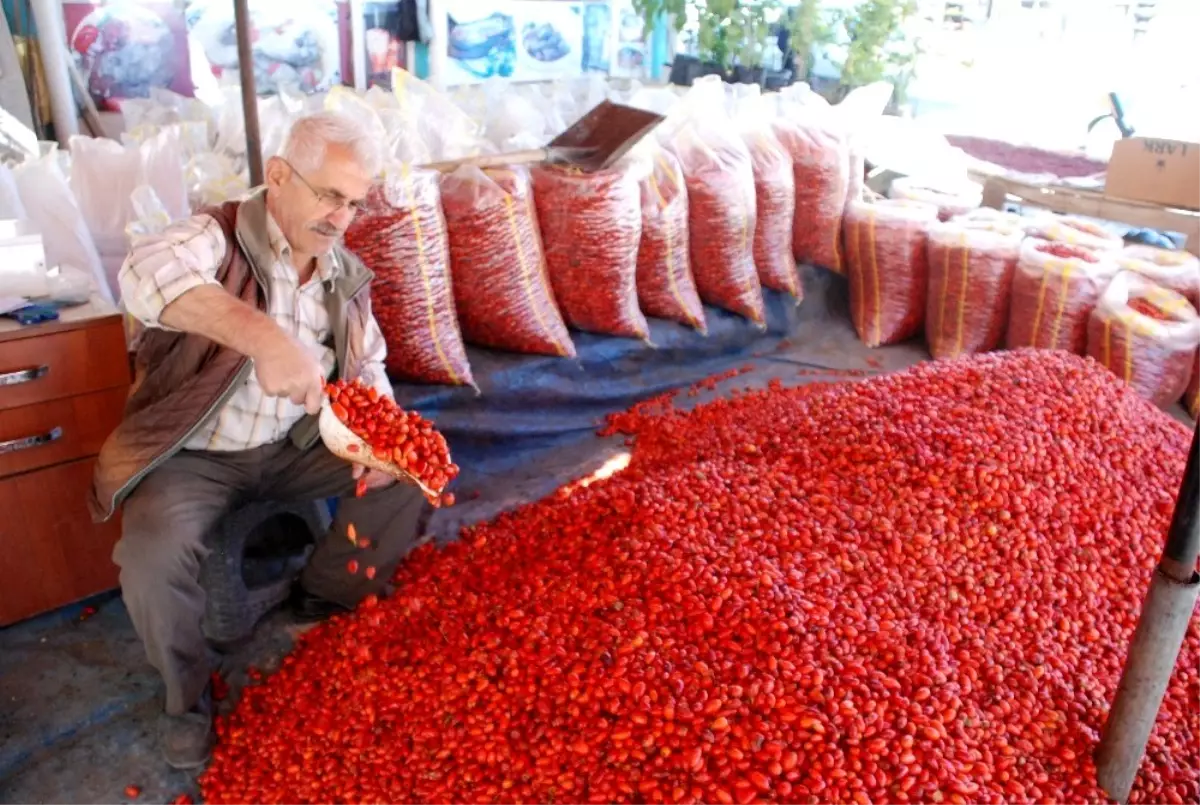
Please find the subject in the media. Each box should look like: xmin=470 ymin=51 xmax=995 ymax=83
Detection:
xmin=89 ymin=112 xmax=426 ymax=770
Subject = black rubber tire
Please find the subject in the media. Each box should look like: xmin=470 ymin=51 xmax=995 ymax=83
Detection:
xmin=200 ymin=499 xmax=331 ymax=645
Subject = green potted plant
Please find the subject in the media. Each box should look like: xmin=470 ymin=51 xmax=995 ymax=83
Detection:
xmin=786 ymin=0 xmax=835 ymax=84
xmin=786 ymin=0 xmax=918 ymax=106
xmin=837 ymin=0 xmax=918 ymax=103
xmin=729 ymin=0 xmax=774 ymax=85
xmin=639 ymin=0 xmax=778 ymax=85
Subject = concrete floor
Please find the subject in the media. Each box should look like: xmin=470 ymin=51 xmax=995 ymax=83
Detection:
xmin=0 ymin=271 xmax=1188 ymax=804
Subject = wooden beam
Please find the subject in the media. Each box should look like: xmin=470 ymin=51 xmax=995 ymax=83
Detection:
xmin=981 ymin=176 xmax=1200 ymax=256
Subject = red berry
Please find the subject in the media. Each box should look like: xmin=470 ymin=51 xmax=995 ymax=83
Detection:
xmin=201 ymin=353 xmax=1198 ymax=805
xmin=324 ymin=379 xmax=457 ymax=504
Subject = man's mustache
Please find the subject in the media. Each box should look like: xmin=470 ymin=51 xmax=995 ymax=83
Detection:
xmin=311 ymin=223 xmax=343 ymax=237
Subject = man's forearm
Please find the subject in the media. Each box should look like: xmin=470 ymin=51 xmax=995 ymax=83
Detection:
xmin=159 ymin=285 xmax=284 ymax=359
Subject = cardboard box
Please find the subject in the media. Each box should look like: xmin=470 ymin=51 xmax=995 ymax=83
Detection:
xmin=1105 ymin=137 xmax=1200 ymax=211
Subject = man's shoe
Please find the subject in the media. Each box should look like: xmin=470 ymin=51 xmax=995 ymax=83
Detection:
xmin=289 ymin=584 xmax=351 ymax=623
xmin=162 ymin=688 xmax=215 ymax=770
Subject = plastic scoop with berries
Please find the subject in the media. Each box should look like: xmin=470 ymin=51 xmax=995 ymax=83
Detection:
xmin=319 ymin=379 xmax=458 ymax=506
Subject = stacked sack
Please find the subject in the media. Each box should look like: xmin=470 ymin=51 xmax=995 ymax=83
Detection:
xmin=441 ymin=166 xmax=575 ymax=357
xmin=843 ymin=199 xmax=939 ymax=347
xmin=532 ymin=161 xmax=649 ymax=340
xmin=774 ymin=114 xmax=849 ymax=274
xmin=736 ymin=93 xmax=801 ymax=300
xmin=332 ymin=85 xmax=476 ymax=389
xmin=1086 ymin=272 xmax=1200 ymax=408
xmin=343 ymin=165 xmax=475 ymax=388
xmin=661 ymin=76 xmax=765 ymax=325
xmin=888 ymin=176 xmax=983 ymax=223
xmin=1116 ymin=245 xmax=1200 ymax=311
xmin=634 ymin=144 xmax=707 ymax=332
xmin=1027 ymin=214 xmax=1124 ymax=252
xmin=1006 ymin=239 xmax=1119 ymax=354
xmin=925 ymin=216 xmax=1024 ymax=360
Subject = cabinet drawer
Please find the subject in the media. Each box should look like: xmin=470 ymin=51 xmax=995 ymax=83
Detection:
xmin=0 ymin=457 xmax=122 ymax=626
xmin=0 ymin=320 xmax=129 ymax=411
xmin=0 ymin=386 xmax=127 ymax=478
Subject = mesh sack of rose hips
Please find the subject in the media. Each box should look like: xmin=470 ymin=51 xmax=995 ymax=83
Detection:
xmin=634 ymin=144 xmax=706 ymax=332
xmin=1116 ymin=245 xmax=1200 ymax=311
xmin=1085 ymin=271 xmax=1200 ymax=407
xmin=843 ymin=199 xmax=939 ymax=348
xmin=925 ymin=217 xmax=1024 ymax=360
xmin=532 ymin=161 xmax=650 ymax=340
xmin=1007 ymin=238 xmax=1119 ymax=354
xmin=953 ymin=207 xmax=1037 ymax=231
xmin=324 ymin=378 xmax=458 ymax=506
xmin=661 ymin=81 xmax=765 ymax=325
xmin=342 ymin=167 xmax=475 ymax=388
xmin=771 ymin=116 xmax=850 ymax=273
xmin=741 ymin=128 xmax=801 ymax=300
xmin=888 ymin=176 xmax=983 ymax=222
xmin=439 ymin=165 xmax=576 ymax=357
xmin=1027 ymin=214 xmax=1124 ymax=252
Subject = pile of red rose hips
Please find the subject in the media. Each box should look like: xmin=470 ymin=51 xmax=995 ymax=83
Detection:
xmin=206 ymin=351 xmax=1198 ymax=805
xmin=326 ymin=378 xmax=458 ymax=505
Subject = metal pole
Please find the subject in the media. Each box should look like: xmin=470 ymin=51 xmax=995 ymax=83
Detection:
xmin=233 ymin=0 xmax=264 ymax=186
xmin=1095 ymin=422 xmax=1200 ymax=803
xmin=1160 ymin=424 xmax=1200 ymax=583
xmin=28 ymin=0 xmax=78 ymax=140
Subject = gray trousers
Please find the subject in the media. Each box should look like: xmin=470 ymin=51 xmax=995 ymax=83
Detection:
xmin=112 ymin=440 xmax=427 ymax=715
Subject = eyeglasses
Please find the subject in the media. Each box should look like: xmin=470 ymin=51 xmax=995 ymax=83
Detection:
xmin=281 ymin=159 xmax=368 ymax=215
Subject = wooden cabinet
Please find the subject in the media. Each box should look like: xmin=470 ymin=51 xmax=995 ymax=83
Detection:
xmin=0 ymin=298 xmax=130 ymax=625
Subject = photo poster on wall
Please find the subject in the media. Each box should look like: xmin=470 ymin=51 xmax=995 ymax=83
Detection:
xmin=64 ymin=0 xmax=354 ymax=107
xmin=63 ymin=0 xmax=194 ymax=111
xmin=442 ymin=0 xmax=615 ymax=86
xmin=185 ymin=0 xmax=346 ymax=96
xmin=609 ymin=0 xmax=647 ymax=79
xmin=361 ymin=0 xmax=410 ymax=90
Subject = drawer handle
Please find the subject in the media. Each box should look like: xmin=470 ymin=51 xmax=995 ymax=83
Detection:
xmin=0 ymin=365 xmax=50 ymax=387
xmin=0 ymin=426 xmax=63 ymax=455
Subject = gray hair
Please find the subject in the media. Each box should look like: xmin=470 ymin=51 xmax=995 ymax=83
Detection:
xmin=279 ymin=111 xmax=384 ymax=178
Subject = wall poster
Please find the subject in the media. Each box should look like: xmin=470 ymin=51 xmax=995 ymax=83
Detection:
xmin=64 ymin=0 xmax=192 ymax=111
xmin=442 ymin=0 xmax=595 ymax=86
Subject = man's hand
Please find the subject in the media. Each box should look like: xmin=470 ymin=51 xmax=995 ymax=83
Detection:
xmin=251 ymin=330 xmax=326 ymax=415
xmin=351 ymin=463 xmax=396 ymax=493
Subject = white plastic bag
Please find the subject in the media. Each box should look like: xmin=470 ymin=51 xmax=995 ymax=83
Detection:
xmin=391 ymin=68 xmax=483 ymax=163
xmin=187 ymin=152 xmax=249 ymax=208
xmin=69 ymin=129 xmax=187 ymax=288
xmin=13 ymin=151 xmax=111 ymax=303
xmin=481 ymin=81 xmax=547 ymax=151
xmin=69 ymin=135 xmax=143 ymax=273
xmin=0 ymin=165 xmax=27 ymax=219
xmin=125 ymin=185 xmax=173 ymax=239
xmin=832 ymin=81 xmax=893 ymax=203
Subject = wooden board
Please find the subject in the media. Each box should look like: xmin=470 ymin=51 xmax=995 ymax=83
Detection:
xmin=980 ymin=174 xmax=1200 ymax=257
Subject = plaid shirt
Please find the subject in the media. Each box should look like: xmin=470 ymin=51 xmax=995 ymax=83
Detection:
xmin=120 ymin=212 xmax=391 ymax=452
